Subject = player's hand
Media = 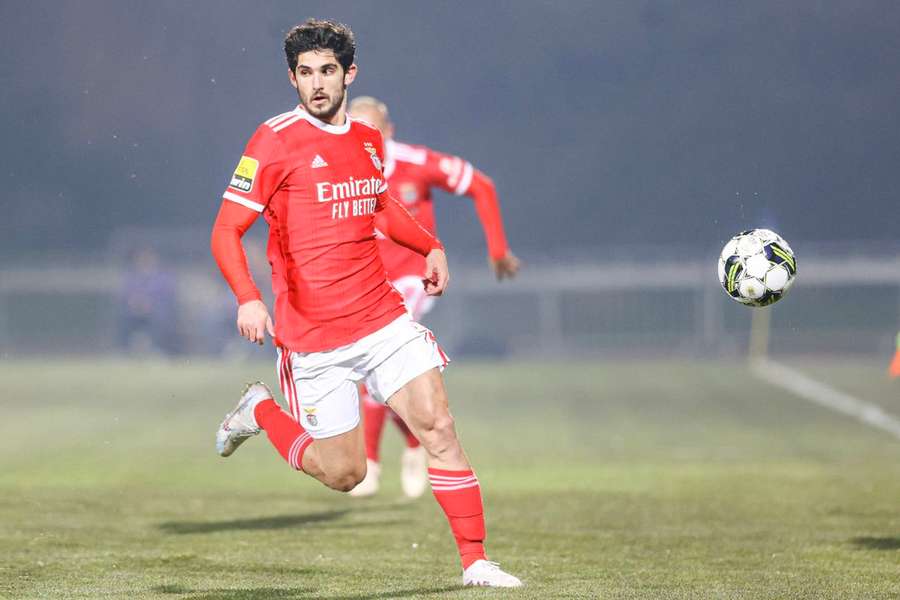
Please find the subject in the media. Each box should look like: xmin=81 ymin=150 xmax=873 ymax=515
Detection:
xmin=491 ymin=251 xmax=521 ymax=281
xmin=423 ymin=248 xmax=449 ymax=296
xmin=236 ymin=299 xmax=275 ymax=345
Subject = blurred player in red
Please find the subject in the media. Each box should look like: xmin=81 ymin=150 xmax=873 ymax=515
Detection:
xmin=889 ymin=332 xmax=900 ymax=378
xmin=348 ymin=96 xmax=520 ymax=498
xmin=210 ymin=19 xmax=522 ymax=587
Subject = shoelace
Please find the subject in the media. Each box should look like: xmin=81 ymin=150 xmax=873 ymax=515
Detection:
xmin=221 ymin=404 xmax=254 ymax=434
xmin=470 ymin=560 xmax=503 ymax=573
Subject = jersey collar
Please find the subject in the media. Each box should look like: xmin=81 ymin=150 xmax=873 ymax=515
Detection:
xmin=295 ymin=106 xmax=352 ymax=135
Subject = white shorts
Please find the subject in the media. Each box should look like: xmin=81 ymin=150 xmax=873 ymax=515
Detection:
xmin=392 ymin=275 xmax=436 ymax=321
xmin=276 ymin=315 xmax=449 ymax=439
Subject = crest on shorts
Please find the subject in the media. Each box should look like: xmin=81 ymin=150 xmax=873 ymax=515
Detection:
xmin=363 ymin=142 xmax=382 ymax=171
xmin=303 ymin=407 xmax=318 ymax=427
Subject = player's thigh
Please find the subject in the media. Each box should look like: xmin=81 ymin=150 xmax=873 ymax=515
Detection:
xmin=363 ymin=320 xmax=448 ymax=405
xmin=308 ymin=423 xmax=366 ymax=474
xmin=280 ymin=349 xmax=362 ymax=439
xmin=386 ymin=367 xmax=452 ymax=435
xmin=295 ymin=378 xmax=366 ymax=475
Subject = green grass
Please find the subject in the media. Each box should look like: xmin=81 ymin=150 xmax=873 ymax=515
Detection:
xmin=1 ymin=358 xmax=899 ymax=599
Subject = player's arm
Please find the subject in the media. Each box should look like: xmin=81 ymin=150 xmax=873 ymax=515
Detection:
xmin=376 ymin=192 xmax=448 ymax=296
xmin=427 ymin=151 xmax=520 ymax=280
xmin=211 ymin=124 xmax=285 ymax=345
xmin=462 ymin=168 xmax=519 ymax=280
xmin=210 ymin=201 xmax=274 ymax=345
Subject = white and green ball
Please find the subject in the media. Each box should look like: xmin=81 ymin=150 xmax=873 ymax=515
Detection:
xmin=717 ymin=229 xmax=797 ymax=307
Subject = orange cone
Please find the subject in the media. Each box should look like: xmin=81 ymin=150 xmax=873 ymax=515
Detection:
xmin=890 ymin=333 xmax=900 ymax=378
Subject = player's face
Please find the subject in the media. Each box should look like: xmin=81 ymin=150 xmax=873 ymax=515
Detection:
xmin=348 ymin=105 xmax=394 ymax=140
xmin=289 ymin=50 xmax=357 ymax=123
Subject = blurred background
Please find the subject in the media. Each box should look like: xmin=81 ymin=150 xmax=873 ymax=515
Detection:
xmin=1 ymin=0 xmax=898 ymax=360
xmin=3 ymin=4 xmax=900 ymax=598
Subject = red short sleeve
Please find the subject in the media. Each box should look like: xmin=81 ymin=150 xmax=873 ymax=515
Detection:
xmin=222 ymin=124 xmax=288 ymax=213
xmin=423 ymin=148 xmax=474 ymax=196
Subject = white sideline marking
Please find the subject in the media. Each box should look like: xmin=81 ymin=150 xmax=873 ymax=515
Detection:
xmin=751 ymin=359 xmax=900 ymax=440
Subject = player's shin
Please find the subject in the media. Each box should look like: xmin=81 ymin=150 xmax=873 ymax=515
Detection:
xmin=361 ymin=388 xmax=388 ymax=462
xmin=253 ymin=400 xmax=314 ymax=471
xmin=430 ymin=468 xmax=487 ymax=569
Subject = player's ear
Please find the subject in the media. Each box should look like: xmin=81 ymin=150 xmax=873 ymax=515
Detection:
xmin=343 ymin=63 xmax=358 ymax=86
xmin=288 ymin=68 xmax=299 ymax=90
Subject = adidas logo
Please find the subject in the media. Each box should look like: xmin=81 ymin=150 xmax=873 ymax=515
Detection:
xmin=311 ymin=155 xmax=328 ymax=169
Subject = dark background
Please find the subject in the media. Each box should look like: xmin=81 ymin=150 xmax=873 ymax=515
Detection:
xmin=2 ymin=1 xmax=898 ymax=263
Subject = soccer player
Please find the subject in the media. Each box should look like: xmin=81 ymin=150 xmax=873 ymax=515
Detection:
xmin=347 ymin=96 xmax=519 ymax=499
xmin=210 ymin=19 xmax=522 ymax=588
xmin=890 ymin=332 xmax=900 ymax=378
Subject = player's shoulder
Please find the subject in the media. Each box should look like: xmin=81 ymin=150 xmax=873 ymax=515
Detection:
xmin=388 ymin=139 xmax=429 ymax=166
xmin=349 ymin=115 xmax=380 ymax=134
xmin=255 ymin=108 xmax=307 ymax=135
xmin=348 ymin=117 xmax=385 ymax=144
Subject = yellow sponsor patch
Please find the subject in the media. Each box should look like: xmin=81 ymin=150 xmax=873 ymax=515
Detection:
xmin=229 ymin=155 xmax=259 ymax=193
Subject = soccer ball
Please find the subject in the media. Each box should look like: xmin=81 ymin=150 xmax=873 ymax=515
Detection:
xmin=717 ymin=229 xmax=797 ymax=307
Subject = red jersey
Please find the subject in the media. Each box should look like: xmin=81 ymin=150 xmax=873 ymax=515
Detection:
xmin=378 ymin=139 xmax=508 ymax=279
xmin=221 ymin=107 xmax=407 ymax=353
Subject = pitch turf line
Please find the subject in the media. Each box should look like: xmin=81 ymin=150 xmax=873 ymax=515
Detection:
xmin=751 ymin=358 xmax=900 ymax=440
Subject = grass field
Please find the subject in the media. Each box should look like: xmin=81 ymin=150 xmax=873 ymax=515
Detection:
xmin=1 ymin=357 xmax=899 ymax=599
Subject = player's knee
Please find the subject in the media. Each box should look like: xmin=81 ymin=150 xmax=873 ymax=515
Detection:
xmin=432 ymin=414 xmax=456 ymax=440
xmin=419 ymin=413 xmax=458 ymax=455
xmin=332 ymin=476 xmax=362 ymax=493
xmin=418 ymin=410 xmax=453 ymax=436
xmin=328 ymin=463 xmax=367 ymax=493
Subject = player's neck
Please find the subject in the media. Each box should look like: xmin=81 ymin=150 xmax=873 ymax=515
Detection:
xmin=299 ymin=104 xmax=348 ymax=127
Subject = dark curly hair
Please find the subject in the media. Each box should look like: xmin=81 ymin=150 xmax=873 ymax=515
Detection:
xmin=284 ymin=19 xmax=356 ymax=73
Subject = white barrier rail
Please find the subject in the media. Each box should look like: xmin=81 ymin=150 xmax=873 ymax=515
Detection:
xmin=0 ymin=256 xmax=898 ymax=357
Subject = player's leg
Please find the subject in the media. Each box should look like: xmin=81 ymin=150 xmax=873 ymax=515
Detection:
xmin=389 ymin=276 xmax=433 ymax=497
xmin=392 ymin=409 xmax=428 ymax=498
xmin=218 ymin=387 xmax=368 ymax=492
xmin=216 ymin=348 xmax=368 ymax=493
xmin=387 ymin=368 xmax=521 ymax=587
xmin=362 ymin=386 xmax=388 ymax=464
xmin=363 ymin=322 xmax=520 ymax=587
xmin=352 ymin=278 xmax=431 ymax=498
xmin=390 ymin=409 xmax=421 ymax=448
xmin=349 ymin=385 xmax=386 ymax=497
xmin=386 ymin=368 xmax=467 ymax=469
xmin=889 ymin=331 xmax=900 ymax=378
xmin=277 ymin=354 xmax=369 ymax=491
xmin=296 ymin=423 xmax=367 ymax=492
xmin=352 ymin=383 xmax=425 ymax=498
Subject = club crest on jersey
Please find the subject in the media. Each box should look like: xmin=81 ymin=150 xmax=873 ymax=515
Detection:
xmin=303 ymin=407 xmax=318 ymax=427
xmin=229 ymin=155 xmax=259 ymax=193
xmin=400 ymin=183 xmax=418 ymax=205
xmin=363 ymin=142 xmax=382 ymax=171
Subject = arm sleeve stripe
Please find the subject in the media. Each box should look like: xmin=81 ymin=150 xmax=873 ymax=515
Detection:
xmin=377 ymin=181 xmax=389 ymax=194
xmin=453 ymin=162 xmax=474 ymax=196
xmin=223 ymin=191 xmax=265 ymax=213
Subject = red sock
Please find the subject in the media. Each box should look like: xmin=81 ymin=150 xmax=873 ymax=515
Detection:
xmin=362 ymin=389 xmax=387 ymax=462
xmin=254 ymin=399 xmax=313 ymax=471
xmin=390 ymin=409 xmax=421 ymax=449
xmin=429 ymin=468 xmax=487 ymax=569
